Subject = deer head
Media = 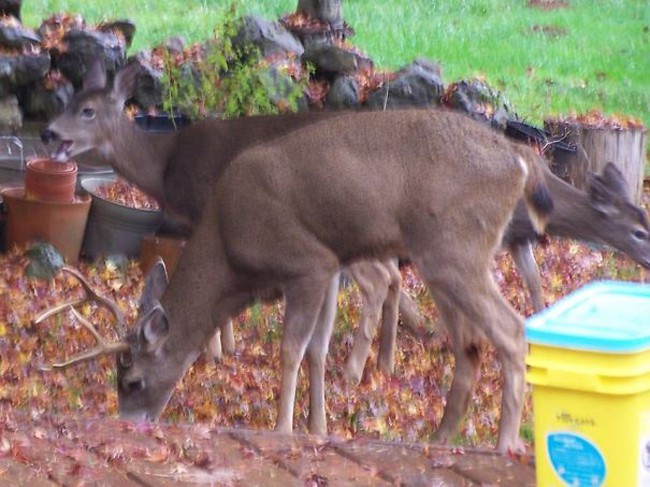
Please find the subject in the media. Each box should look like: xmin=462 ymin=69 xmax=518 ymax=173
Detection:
xmin=36 ymin=259 xmax=190 ymax=422
xmin=115 ymin=259 xmax=191 ymax=421
xmin=41 ymin=59 xmax=142 ymax=162
xmin=585 ymin=162 xmax=650 ymax=267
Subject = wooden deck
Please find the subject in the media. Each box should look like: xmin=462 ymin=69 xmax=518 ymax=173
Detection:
xmin=0 ymin=410 xmax=535 ymax=486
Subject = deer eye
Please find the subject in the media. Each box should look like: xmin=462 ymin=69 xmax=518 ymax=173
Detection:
xmin=633 ymin=230 xmax=648 ymax=241
xmin=81 ymin=107 xmax=96 ymax=119
xmin=119 ymin=352 xmax=133 ymax=368
xmin=125 ymin=378 xmax=145 ymax=393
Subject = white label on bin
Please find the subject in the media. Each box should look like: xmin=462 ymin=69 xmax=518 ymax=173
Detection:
xmin=547 ymin=432 xmax=606 ymax=486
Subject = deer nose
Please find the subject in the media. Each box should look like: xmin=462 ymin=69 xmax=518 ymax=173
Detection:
xmin=40 ymin=129 xmax=57 ymax=144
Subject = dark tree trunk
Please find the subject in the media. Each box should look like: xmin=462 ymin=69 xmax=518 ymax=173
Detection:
xmin=297 ymin=0 xmax=343 ymax=28
xmin=0 ymin=0 xmax=20 ymax=20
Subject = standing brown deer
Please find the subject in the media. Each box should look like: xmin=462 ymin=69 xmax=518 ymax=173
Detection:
xmin=41 ymin=60 xmax=409 ymax=379
xmin=42 ymin=86 xmax=553 ymax=451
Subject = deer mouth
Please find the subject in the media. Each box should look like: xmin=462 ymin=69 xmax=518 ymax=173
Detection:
xmin=51 ymin=140 xmax=73 ymax=162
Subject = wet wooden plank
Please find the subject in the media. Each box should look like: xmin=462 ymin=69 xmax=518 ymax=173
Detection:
xmin=79 ymin=420 xmax=299 ymax=487
xmin=1 ymin=427 xmax=136 ymax=486
xmin=334 ymin=439 xmax=473 ymax=486
xmin=230 ymin=430 xmax=391 ymax=486
xmin=450 ymin=451 xmax=535 ymax=487
xmin=0 ymin=412 xmax=536 ymax=486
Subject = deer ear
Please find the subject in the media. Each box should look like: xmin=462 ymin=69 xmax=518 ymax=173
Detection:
xmin=140 ymin=304 xmax=170 ymax=353
xmin=600 ymin=162 xmax=630 ymax=200
xmin=138 ymin=258 xmax=169 ymax=315
xmin=588 ymin=174 xmax=620 ymax=217
xmin=113 ymin=59 xmax=142 ymax=106
xmin=83 ymin=58 xmax=107 ymax=91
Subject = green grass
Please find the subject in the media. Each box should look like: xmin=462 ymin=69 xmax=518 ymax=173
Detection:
xmin=22 ymin=1 xmax=650 ymax=130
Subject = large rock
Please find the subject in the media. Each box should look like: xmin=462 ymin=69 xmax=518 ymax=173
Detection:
xmin=303 ymin=42 xmax=371 ymax=77
xmin=325 ymin=75 xmax=359 ymax=110
xmin=0 ymin=53 xmax=50 ymax=97
xmin=21 ymin=77 xmax=74 ymax=121
xmin=132 ymin=58 xmax=164 ymax=109
xmin=443 ymin=77 xmax=515 ymax=130
xmin=54 ymin=29 xmax=128 ymax=88
xmin=366 ymin=59 xmax=443 ymax=110
xmin=0 ymin=17 xmax=39 ymax=49
xmin=234 ymin=15 xmax=304 ymax=58
xmin=98 ymin=19 xmax=136 ymax=49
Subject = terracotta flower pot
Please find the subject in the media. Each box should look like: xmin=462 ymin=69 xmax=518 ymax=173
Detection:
xmin=140 ymin=234 xmax=187 ymax=277
xmin=1 ymin=186 xmax=91 ymax=264
xmin=25 ymin=158 xmax=78 ymax=203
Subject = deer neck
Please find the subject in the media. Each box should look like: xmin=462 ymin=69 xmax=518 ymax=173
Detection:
xmin=160 ymin=224 xmax=243 ymax=356
xmin=545 ymin=175 xmax=599 ymax=242
xmin=104 ymin=118 xmax=176 ymax=206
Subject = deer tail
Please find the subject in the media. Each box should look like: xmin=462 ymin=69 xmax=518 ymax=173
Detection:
xmin=513 ymin=143 xmax=554 ymax=234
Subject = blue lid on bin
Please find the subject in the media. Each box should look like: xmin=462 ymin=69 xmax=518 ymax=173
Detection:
xmin=526 ymin=281 xmax=650 ymax=353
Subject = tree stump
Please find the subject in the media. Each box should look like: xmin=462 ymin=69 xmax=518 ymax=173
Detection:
xmin=544 ymin=118 xmax=647 ymax=204
xmin=297 ymin=0 xmax=343 ymax=28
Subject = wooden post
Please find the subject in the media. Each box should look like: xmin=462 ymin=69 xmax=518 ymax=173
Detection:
xmin=545 ymin=118 xmax=647 ymax=204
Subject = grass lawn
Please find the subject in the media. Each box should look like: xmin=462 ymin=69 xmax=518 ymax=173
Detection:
xmin=22 ymin=0 xmax=650 ymax=131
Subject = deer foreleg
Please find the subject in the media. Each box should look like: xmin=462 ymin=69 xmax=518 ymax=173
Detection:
xmin=510 ymin=241 xmax=545 ymax=312
xmin=205 ymin=318 xmax=236 ymax=363
xmin=306 ymin=272 xmax=340 ymax=435
xmin=221 ymin=319 xmax=236 ymax=355
xmin=343 ymin=261 xmax=390 ymax=384
xmin=206 ymin=328 xmax=223 ymax=363
xmin=377 ymin=258 xmax=401 ymax=374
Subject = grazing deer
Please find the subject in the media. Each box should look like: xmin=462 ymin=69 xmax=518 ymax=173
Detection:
xmin=41 ymin=61 xmax=418 ymax=379
xmin=505 ymin=161 xmax=650 ymax=311
xmin=40 ymin=94 xmax=553 ymax=451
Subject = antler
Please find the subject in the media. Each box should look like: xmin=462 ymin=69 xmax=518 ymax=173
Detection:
xmin=39 ymin=307 xmax=129 ymax=371
xmin=34 ymin=265 xmax=126 ymax=335
xmin=35 ymin=265 xmax=129 ymax=370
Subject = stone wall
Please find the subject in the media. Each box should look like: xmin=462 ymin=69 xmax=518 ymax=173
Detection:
xmin=0 ymin=5 xmax=514 ymax=132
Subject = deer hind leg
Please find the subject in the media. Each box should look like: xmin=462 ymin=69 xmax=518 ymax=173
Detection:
xmin=306 ymin=271 xmax=340 ymax=435
xmin=343 ymin=260 xmax=391 ymax=384
xmin=427 ymin=293 xmax=480 ymax=444
xmin=510 ymin=241 xmax=545 ymax=312
xmin=420 ymin=263 xmax=527 ymax=453
xmin=377 ymin=258 xmax=401 ymax=374
xmin=275 ymin=273 xmax=336 ymax=435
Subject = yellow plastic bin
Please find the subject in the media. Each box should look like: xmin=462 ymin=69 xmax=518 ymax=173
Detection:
xmin=526 ymin=281 xmax=650 ymax=487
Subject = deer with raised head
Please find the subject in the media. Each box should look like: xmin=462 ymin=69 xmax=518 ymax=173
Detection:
xmin=41 ymin=60 xmax=410 ymax=380
xmin=41 ymin=81 xmax=553 ymax=451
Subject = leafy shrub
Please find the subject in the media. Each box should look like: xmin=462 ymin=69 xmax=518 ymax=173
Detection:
xmin=161 ymin=4 xmax=308 ymax=120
